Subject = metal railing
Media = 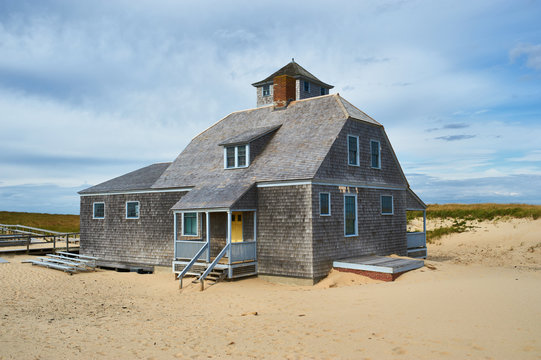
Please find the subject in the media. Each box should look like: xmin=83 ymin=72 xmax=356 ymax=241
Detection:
xmin=407 ymin=232 xmax=426 ymax=249
xmin=230 ymin=241 xmax=256 ymax=262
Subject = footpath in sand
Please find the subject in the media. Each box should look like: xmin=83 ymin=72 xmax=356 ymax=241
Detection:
xmin=1 ymin=219 xmax=540 ymax=359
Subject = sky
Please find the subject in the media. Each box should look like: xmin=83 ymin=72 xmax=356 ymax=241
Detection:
xmin=1 ymin=0 xmax=540 ymax=214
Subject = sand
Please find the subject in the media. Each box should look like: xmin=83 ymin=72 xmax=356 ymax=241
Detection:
xmin=1 ymin=219 xmax=541 ymax=359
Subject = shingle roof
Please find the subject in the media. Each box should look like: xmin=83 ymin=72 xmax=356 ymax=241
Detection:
xmin=251 ymin=61 xmax=333 ymax=88
xmin=79 ymin=162 xmax=171 ymax=194
xmin=152 ymin=94 xmax=384 ymax=211
xmin=218 ymin=124 xmax=282 ymax=146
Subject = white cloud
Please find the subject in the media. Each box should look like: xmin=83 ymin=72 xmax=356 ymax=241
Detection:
xmin=510 ymin=43 xmax=541 ymax=70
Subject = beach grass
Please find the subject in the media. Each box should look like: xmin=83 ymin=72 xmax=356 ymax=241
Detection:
xmin=408 ymin=204 xmax=541 ymax=242
xmin=0 ymin=211 xmax=79 ymax=233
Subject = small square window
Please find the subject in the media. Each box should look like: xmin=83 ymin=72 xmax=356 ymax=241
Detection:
xmin=320 ymin=87 xmax=326 ymax=95
xmin=224 ymin=144 xmax=249 ymax=169
xmin=262 ymin=85 xmax=270 ymax=97
xmin=381 ymin=195 xmax=393 ymax=215
xmin=126 ymin=201 xmax=140 ymax=219
xmin=93 ymin=202 xmax=104 ymax=219
xmin=304 ymin=80 xmax=310 ymax=92
xmin=320 ymin=193 xmax=330 ymax=216
xmin=183 ymin=212 xmax=198 ymax=236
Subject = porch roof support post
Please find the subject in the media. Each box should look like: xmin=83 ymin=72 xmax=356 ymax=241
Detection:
xmin=173 ymin=212 xmax=178 ymax=259
xmin=253 ymin=211 xmax=257 ymax=243
xmin=227 ymin=210 xmax=232 ymax=278
xmin=423 ymin=210 xmax=427 ymax=245
xmin=206 ymin=211 xmax=210 ymax=263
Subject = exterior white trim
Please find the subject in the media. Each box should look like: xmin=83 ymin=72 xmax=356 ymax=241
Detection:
xmin=257 ymin=180 xmax=312 ymax=188
xmin=370 ymin=139 xmax=381 ymax=169
xmin=257 ymin=179 xmax=405 ymax=191
xmin=381 ymin=195 xmax=394 ymax=215
xmin=347 ymin=134 xmax=360 ymax=166
xmin=173 ymin=208 xmax=229 ymax=213
xmin=343 ymin=193 xmax=358 ymax=237
xmin=224 ymin=144 xmax=250 ymax=169
xmin=125 ymin=201 xmax=140 ymax=219
xmin=319 ymin=192 xmax=331 ymax=216
xmin=80 ymin=188 xmax=192 ymax=197
xmin=92 ymin=202 xmax=105 ymax=219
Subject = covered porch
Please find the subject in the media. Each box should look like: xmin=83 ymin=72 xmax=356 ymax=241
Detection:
xmin=172 ymin=208 xmax=258 ymax=288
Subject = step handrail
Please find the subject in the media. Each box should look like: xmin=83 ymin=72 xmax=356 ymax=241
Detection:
xmin=198 ymin=243 xmax=230 ymax=285
xmin=177 ymin=242 xmax=209 ymax=288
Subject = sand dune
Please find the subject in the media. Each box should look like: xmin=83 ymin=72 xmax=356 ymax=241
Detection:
xmin=1 ymin=219 xmax=540 ymax=359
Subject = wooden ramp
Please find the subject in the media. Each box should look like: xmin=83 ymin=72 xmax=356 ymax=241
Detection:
xmin=24 ymin=252 xmax=97 ymax=275
xmin=333 ymin=255 xmax=424 ymax=281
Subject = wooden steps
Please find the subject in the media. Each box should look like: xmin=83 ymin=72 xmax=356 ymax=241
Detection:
xmin=24 ymin=252 xmax=97 ymax=274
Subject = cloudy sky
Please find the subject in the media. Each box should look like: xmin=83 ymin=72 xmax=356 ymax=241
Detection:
xmin=1 ymin=0 xmax=540 ymax=214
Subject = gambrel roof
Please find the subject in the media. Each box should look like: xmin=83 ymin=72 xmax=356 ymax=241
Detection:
xmin=150 ymin=94 xmax=395 ymax=210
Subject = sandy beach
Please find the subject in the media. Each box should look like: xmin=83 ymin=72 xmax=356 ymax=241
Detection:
xmin=1 ymin=219 xmax=540 ymax=359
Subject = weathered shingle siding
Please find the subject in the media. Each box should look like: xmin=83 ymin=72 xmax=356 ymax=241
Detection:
xmin=406 ymin=190 xmax=426 ymax=210
xmin=296 ymin=79 xmax=326 ymax=100
xmin=80 ymin=191 xmax=186 ymax=266
xmin=257 ymin=185 xmax=314 ymax=278
xmin=249 ymin=131 xmax=276 ymax=164
xmin=232 ymin=185 xmax=257 ymax=210
xmin=311 ymin=184 xmax=407 ymax=279
xmin=256 ymin=86 xmax=273 ymax=107
xmin=315 ymin=118 xmax=406 ymax=186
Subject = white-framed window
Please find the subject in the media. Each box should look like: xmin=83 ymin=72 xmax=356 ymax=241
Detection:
xmin=347 ymin=135 xmax=359 ymax=166
xmin=319 ymin=192 xmax=331 ymax=216
xmin=344 ymin=194 xmax=358 ymax=236
xmin=126 ymin=201 xmax=140 ymax=219
xmin=381 ymin=195 xmax=393 ymax=215
xmin=303 ymin=80 xmax=310 ymax=92
xmin=262 ymin=85 xmax=270 ymax=97
xmin=93 ymin=202 xmax=105 ymax=219
xmin=224 ymin=144 xmax=250 ymax=169
xmin=182 ymin=212 xmax=198 ymax=236
xmin=371 ymin=140 xmax=381 ymax=169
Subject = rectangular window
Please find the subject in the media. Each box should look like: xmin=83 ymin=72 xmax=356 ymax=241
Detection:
xmin=304 ymin=80 xmax=310 ymax=92
xmin=381 ymin=195 xmax=393 ymax=215
xmin=226 ymin=147 xmax=235 ymax=168
xmin=262 ymin=85 xmax=270 ymax=96
xmin=126 ymin=201 xmax=140 ymax=219
xmin=320 ymin=87 xmax=326 ymax=95
xmin=319 ymin=193 xmax=330 ymax=216
xmin=183 ymin=212 xmax=198 ymax=236
xmin=237 ymin=145 xmax=246 ymax=167
xmin=93 ymin=202 xmax=105 ymax=219
xmin=371 ymin=140 xmax=381 ymax=168
xmin=224 ymin=145 xmax=249 ymax=169
xmin=344 ymin=195 xmax=357 ymax=236
xmin=348 ymin=135 xmax=359 ymax=166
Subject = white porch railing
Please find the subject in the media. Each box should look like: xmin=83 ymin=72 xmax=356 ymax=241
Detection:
xmin=230 ymin=241 xmax=256 ymax=262
xmin=175 ymin=240 xmax=208 ymax=259
xmin=407 ymin=232 xmax=426 ymax=249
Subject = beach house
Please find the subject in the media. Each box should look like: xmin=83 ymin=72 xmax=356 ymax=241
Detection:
xmin=79 ymin=60 xmax=426 ymax=284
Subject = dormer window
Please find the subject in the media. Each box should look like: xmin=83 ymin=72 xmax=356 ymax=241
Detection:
xmin=303 ymin=80 xmax=310 ymax=92
xmin=262 ymin=85 xmax=270 ymax=97
xmin=224 ymin=144 xmax=250 ymax=169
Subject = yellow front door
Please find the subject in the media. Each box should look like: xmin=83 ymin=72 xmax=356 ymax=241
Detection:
xmin=231 ymin=212 xmax=243 ymax=243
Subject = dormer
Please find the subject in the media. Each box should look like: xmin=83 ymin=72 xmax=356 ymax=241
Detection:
xmin=251 ymin=60 xmax=334 ymax=108
xmin=219 ymin=125 xmax=281 ymax=169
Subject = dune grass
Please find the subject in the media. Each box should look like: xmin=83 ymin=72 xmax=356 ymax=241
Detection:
xmin=0 ymin=211 xmax=80 ymax=233
xmin=408 ymin=203 xmax=541 ymax=243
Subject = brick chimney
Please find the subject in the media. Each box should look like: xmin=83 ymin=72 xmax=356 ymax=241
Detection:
xmin=273 ymin=75 xmax=296 ymax=109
